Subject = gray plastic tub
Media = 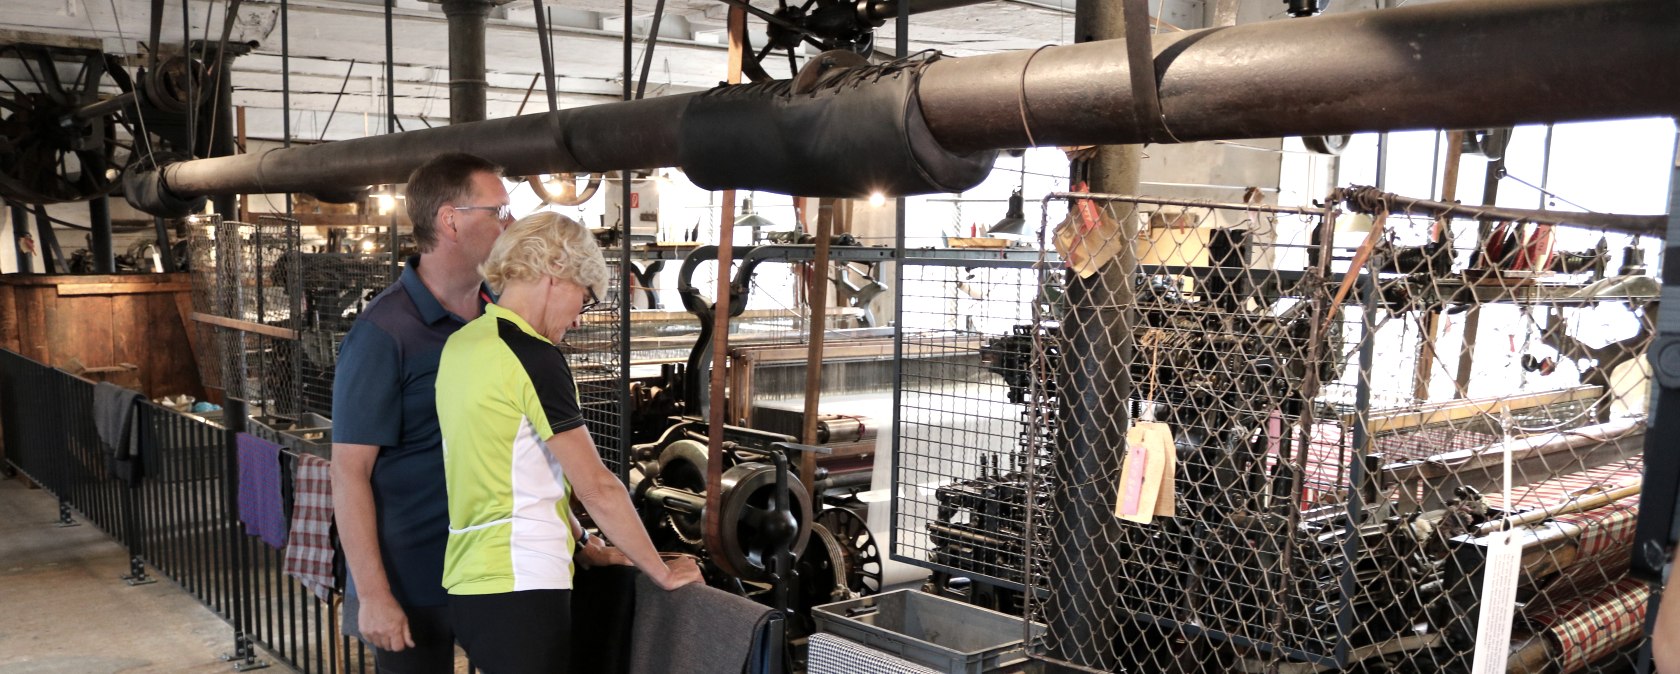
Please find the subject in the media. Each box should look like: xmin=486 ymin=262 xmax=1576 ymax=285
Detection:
xmin=812 ymin=590 xmax=1044 ymax=674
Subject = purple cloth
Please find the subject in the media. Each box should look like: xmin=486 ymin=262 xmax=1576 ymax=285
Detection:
xmin=236 ymin=433 xmax=289 ymax=549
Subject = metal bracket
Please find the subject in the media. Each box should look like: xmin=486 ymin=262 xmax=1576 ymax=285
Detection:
xmin=220 ymin=633 xmax=270 ymax=671
xmin=55 ymin=498 xmax=79 ymax=527
xmin=121 ymin=555 xmax=156 ymax=586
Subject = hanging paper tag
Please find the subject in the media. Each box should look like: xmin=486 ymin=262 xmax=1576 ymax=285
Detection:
xmin=1115 ymin=422 xmax=1175 ymax=523
xmin=1154 ymin=427 xmax=1177 ymax=518
xmin=1468 ymin=530 xmax=1523 ymax=674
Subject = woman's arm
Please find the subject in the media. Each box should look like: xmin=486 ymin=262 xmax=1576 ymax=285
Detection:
xmin=546 ymin=426 xmax=700 ymax=590
xmin=1655 ymin=545 xmax=1680 ymax=673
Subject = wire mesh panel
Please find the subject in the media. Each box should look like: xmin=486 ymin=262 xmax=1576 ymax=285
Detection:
xmin=288 ymin=235 xmax=397 ymax=418
xmin=568 ymin=284 xmax=626 ymax=476
xmin=892 ymin=259 xmax=1048 ymax=591
xmin=993 ymin=188 xmax=1661 ymax=674
xmin=187 ymin=216 xmax=312 ymax=416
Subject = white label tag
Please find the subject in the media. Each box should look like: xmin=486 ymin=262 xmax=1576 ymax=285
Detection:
xmin=1468 ymin=530 xmax=1523 ymax=674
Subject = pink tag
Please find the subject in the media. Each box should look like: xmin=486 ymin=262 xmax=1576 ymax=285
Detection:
xmin=1118 ymin=445 xmax=1148 ymax=515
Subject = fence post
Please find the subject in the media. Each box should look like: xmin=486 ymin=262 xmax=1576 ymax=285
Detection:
xmin=221 ymin=398 xmax=270 ymax=671
xmin=51 ymin=371 xmax=78 ymax=528
xmin=121 ymin=406 xmax=155 ymax=586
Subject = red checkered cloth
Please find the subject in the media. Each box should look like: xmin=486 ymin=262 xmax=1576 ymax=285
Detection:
xmin=1553 ymin=500 xmax=1640 ymax=562
xmin=1372 ymin=424 xmax=1498 ymax=460
xmin=1281 ymin=422 xmax=1500 ymax=508
xmin=1483 ymin=458 xmax=1643 ymax=511
xmin=1527 ymin=576 xmax=1650 ymax=674
xmin=283 ymin=453 xmax=336 ymax=601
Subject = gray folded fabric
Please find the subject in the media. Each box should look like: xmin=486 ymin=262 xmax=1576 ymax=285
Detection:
xmin=93 ymin=381 xmax=142 ymax=460
xmin=630 ymin=573 xmax=777 ymax=674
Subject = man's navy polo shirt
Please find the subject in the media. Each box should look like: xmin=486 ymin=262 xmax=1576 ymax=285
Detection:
xmin=332 ymin=256 xmax=490 ymax=608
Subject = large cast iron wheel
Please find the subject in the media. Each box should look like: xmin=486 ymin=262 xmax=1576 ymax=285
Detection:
xmin=0 ymin=45 xmax=141 ymax=204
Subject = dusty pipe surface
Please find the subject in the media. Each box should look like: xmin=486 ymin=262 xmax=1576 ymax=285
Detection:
xmin=157 ymin=95 xmax=691 ymax=197
xmin=133 ymin=0 xmax=1678 ymax=212
xmin=919 ymin=0 xmax=1680 ymax=151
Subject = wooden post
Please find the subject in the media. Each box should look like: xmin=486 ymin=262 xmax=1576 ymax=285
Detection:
xmin=799 ymin=199 xmax=837 ymax=486
xmin=1411 ymin=130 xmax=1464 ymax=401
xmin=236 ymin=106 xmax=249 ymax=223
xmin=703 ymin=4 xmax=749 ymax=575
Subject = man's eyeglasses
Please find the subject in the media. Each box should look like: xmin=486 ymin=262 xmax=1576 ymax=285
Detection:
xmin=452 ymin=204 xmax=515 ymax=221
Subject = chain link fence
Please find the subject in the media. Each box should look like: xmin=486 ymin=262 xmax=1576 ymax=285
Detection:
xmin=891 ymin=187 xmax=1658 ymax=673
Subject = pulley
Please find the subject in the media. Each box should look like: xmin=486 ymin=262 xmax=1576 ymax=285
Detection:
xmin=717 ymin=462 xmax=814 ymax=582
xmin=814 ymin=506 xmax=883 ymax=596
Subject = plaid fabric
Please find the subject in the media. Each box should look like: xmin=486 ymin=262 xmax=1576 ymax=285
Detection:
xmin=1280 ymin=422 xmax=1499 ymax=508
xmin=236 ymin=432 xmax=289 ymax=549
xmin=1553 ymin=500 xmax=1640 ymax=561
xmin=1372 ymin=424 xmax=1498 ymax=460
xmin=1528 ymin=576 xmax=1650 ymax=674
xmin=807 ymin=632 xmax=943 ymax=674
xmin=1483 ymin=458 xmax=1643 ymax=511
xmin=283 ymin=453 xmax=336 ymax=601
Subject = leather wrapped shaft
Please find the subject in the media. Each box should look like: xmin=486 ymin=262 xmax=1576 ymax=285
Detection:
xmin=122 ymin=154 xmax=207 ymax=219
xmin=678 ymin=54 xmax=999 ymax=198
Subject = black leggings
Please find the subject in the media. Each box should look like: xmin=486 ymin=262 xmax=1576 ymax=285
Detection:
xmin=448 ymin=590 xmax=572 ymax=674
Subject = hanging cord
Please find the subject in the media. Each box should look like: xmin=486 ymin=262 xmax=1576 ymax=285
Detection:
xmin=1015 ymin=45 xmax=1051 ymax=148
xmin=202 ymin=0 xmax=246 ymax=161
xmin=105 ymin=0 xmax=159 ymax=166
xmin=385 ymin=0 xmax=397 ymax=133
xmin=532 ymin=0 xmax=559 ymax=110
xmin=634 ymin=0 xmax=670 ymax=101
xmin=317 ymin=59 xmax=358 ymax=142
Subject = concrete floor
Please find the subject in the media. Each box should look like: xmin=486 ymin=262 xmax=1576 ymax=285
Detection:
xmin=0 ymin=477 xmax=277 ymax=674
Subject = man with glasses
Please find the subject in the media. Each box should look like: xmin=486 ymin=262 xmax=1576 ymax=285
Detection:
xmin=331 ymin=152 xmax=513 ymax=673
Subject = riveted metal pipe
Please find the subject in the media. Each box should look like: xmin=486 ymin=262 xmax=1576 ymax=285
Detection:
xmin=125 ymin=0 xmax=1680 ymax=215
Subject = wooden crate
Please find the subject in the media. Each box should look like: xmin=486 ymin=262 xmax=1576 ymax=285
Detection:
xmin=0 ymin=273 xmax=206 ymax=401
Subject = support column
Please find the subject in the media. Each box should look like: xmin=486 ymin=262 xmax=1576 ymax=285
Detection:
xmin=10 ymin=201 xmax=31 ymax=273
xmin=1042 ymin=0 xmax=1143 ymax=670
xmin=442 ymin=0 xmax=495 ymax=124
xmin=89 ymin=196 xmax=115 ymax=274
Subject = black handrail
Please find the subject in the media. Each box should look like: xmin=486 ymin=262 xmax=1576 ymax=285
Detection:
xmin=0 ymin=349 xmax=371 ymax=673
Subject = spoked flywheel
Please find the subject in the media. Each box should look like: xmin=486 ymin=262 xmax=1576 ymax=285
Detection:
xmin=814 ymin=506 xmax=882 ymax=596
xmin=0 ymin=45 xmax=142 ymax=204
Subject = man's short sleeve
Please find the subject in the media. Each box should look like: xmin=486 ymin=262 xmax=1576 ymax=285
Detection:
xmin=332 ymin=321 xmax=403 ymax=446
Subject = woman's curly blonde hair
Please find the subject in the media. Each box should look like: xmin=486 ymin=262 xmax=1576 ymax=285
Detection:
xmin=479 ymin=211 xmax=608 ymax=295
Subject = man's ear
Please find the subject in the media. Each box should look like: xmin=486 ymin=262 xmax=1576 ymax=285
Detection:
xmin=435 ymin=205 xmax=456 ymax=241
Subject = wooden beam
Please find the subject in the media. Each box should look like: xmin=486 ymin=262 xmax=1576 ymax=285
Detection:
xmin=1347 ymin=385 xmax=1601 ymax=434
xmin=56 ymin=282 xmax=194 ymax=296
xmin=191 ymin=312 xmax=300 ymax=340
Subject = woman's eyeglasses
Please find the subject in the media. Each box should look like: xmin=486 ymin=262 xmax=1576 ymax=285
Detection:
xmin=580 ymin=286 xmax=602 ymax=313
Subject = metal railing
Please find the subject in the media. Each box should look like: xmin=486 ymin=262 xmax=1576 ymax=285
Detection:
xmin=1 ymin=348 xmax=371 ymax=673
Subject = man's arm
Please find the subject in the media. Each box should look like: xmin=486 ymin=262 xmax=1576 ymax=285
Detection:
xmin=333 ymin=443 xmax=413 ymax=652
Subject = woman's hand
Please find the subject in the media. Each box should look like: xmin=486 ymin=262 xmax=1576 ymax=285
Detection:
xmin=652 ymin=556 xmax=703 ymax=591
xmin=577 ymin=536 xmax=631 ymax=568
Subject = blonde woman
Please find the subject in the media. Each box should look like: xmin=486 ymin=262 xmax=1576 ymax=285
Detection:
xmin=436 ymin=211 xmax=700 ymax=673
